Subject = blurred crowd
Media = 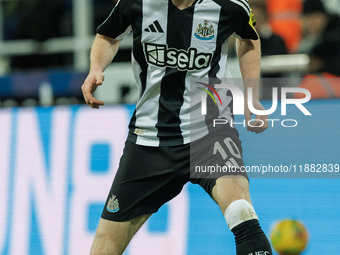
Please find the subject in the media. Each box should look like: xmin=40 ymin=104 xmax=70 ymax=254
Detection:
xmin=1 ymin=0 xmax=340 ymax=104
xmin=246 ymin=0 xmax=340 ymax=99
xmin=2 ymin=0 xmax=118 ymax=70
xmin=1 ymin=0 xmax=339 ymax=71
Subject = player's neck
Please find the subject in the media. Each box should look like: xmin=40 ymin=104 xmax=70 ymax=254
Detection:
xmin=171 ymin=0 xmax=197 ymax=10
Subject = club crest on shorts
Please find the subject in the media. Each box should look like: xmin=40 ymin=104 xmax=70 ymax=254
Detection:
xmin=194 ymin=20 xmax=215 ymax=40
xmin=107 ymin=195 xmax=120 ymax=213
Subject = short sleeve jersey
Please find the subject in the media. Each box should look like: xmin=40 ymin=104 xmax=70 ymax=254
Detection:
xmin=97 ymin=0 xmax=257 ymax=147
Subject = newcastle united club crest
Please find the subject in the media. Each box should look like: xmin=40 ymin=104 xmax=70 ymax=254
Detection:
xmin=107 ymin=195 xmax=120 ymax=213
xmin=195 ymin=20 xmax=215 ymax=40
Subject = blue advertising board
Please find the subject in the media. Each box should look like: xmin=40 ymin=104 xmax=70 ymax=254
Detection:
xmin=0 ymin=100 xmax=339 ymax=255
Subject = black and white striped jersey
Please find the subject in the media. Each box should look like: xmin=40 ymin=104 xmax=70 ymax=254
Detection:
xmin=97 ymin=0 xmax=257 ymax=146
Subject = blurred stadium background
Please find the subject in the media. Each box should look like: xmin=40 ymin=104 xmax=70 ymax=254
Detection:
xmin=0 ymin=0 xmax=340 ymax=254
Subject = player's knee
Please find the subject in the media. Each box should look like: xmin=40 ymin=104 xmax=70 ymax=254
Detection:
xmin=213 ymin=176 xmax=250 ymax=211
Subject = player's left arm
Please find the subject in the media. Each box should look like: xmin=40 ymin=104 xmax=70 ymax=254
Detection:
xmin=230 ymin=0 xmax=268 ymax=134
xmin=236 ymin=35 xmax=268 ymax=134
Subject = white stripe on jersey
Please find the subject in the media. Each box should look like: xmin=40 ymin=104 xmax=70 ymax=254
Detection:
xmin=229 ymin=0 xmax=250 ymax=15
xmin=134 ymin=0 xmax=169 ymax=146
xmin=216 ymin=40 xmax=234 ymax=124
xmin=179 ymin=0 xmax=223 ymax=143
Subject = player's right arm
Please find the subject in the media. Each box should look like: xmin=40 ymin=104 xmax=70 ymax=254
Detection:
xmin=82 ymin=0 xmax=132 ymax=109
xmin=81 ymin=35 xmax=121 ymax=109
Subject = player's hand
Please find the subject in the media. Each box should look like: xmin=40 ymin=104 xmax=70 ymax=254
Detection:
xmin=244 ymin=97 xmax=268 ymax=134
xmin=81 ymin=71 xmax=105 ymax=109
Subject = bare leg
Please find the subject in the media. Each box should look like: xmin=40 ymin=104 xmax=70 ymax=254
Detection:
xmin=90 ymin=214 xmax=151 ymax=255
xmin=212 ymin=175 xmax=251 ymax=212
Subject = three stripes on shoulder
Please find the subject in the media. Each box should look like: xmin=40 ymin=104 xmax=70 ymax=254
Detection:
xmin=144 ymin=20 xmax=164 ymax=33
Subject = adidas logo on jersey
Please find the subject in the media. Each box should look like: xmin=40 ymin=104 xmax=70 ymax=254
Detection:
xmin=144 ymin=43 xmax=213 ymax=71
xmin=144 ymin=20 xmax=164 ymax=33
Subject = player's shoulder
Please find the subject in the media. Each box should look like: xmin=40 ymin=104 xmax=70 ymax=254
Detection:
xmin=211 ymin=0 xmax=251 ymax=15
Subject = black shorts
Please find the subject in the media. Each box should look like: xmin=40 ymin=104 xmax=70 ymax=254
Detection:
xmin=101 ymin=126 xmax=246 ymax=222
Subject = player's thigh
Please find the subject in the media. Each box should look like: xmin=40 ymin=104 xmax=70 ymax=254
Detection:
xmin=211 ymin=176 xmax=251 ymax=213
xmin=91 ymin=214 xmax=151 ymax=255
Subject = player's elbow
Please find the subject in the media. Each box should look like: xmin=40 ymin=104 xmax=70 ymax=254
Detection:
xmin=236 ymin=37 xmax=261 ymax=58
xmin=236 ymin=37 xmax=260 ymax=50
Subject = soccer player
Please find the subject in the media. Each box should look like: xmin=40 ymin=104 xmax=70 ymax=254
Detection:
xmin=81 ymin=0 xmax=272 ymax=254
